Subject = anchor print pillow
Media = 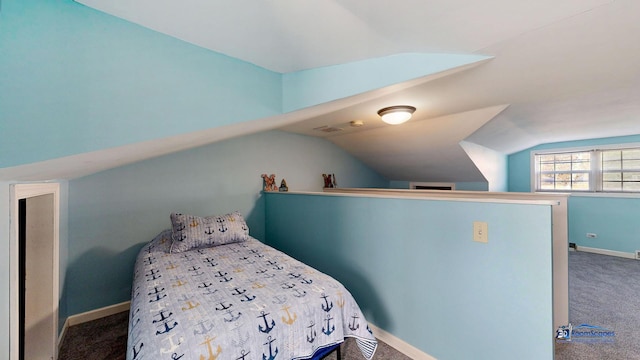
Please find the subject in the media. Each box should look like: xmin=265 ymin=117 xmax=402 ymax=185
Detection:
xmin=169 ymin=211 xmax=249 ymax=253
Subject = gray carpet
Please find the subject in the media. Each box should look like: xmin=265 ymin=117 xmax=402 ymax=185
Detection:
xmin=59 ymin=251 xmax=640 ymax=360
xmin=59 ymin=310 xmax=128 ymax=360
xmin=555 ymin=250 xmax=640 ymax=360
xmin=58 ymin=311 xmax=411 ymax=360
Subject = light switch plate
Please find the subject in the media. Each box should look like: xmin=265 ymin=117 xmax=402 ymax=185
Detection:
xmin=473 ymin=221 xmax=488 ymax=243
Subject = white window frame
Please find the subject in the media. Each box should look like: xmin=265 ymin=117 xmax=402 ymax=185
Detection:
xmin=531 ymin=142 xmax=640 ymax=197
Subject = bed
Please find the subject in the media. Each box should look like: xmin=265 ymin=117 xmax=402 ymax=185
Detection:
xmin=126 ymin=211 xmax=378 ymax=360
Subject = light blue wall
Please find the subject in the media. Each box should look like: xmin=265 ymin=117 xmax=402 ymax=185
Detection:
xmin=568 ymin=196 xmax=640 ymax=253
xmin=0 ymin=0 xmax=490 ymax=172
xmin=388 ymin=180 xmax=412 ymax=189
xmin=508 ymin=134 xmax=640 ymax=253
xmin=0 ymin=0 xmax=281 ymax=168
xmin=66 ymin=130 xmax=387 ymax=316
xmin=0 ymin=0 xmax=496 ymax=352
xmin=456 ymin=181 xmax=490 ymax=191
xmin=282 ymin=53 xmax=491 ymax=113
xmin=265 ymin=193 xmax=554 ymax=360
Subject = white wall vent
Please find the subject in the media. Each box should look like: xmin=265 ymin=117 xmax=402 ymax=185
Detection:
xmin=313 ymin=125 xmax=343 ymax=133
xmin=409 ymin=182 xmax=456 ymax=190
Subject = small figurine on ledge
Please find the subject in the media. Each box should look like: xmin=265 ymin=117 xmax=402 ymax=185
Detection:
xmin=322 ymin=174 xmax=333 ymax=189
xmin=261 ymin=174 xmax=277 ymax=192
xmin=279 ymin=179 xmax=289 ymax=192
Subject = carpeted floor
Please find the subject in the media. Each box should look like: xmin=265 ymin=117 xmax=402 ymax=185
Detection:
xmin=58 ymin=311 xmax=411 ymax=360
xmin=555 ymin=250 xmax=640 ymax=360
xmin=60 ymin=250 xmax=639 ymax=360
xmin=59 ymin=311 xmax=128 ymax=360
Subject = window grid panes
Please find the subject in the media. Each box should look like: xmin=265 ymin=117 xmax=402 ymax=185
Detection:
xmin=536 ymin=152 xmax=591 ymax=191
xmin=534 ymin=146 xmax=640 ymax=193
xmin=601 ymin=149 xmax=640 ymax=192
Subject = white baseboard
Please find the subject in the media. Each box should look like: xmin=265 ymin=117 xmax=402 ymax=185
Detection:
xmin=577 ymin=246 xmax=636 ymax=259
xmin=57 ymin=317 xmax=70 ymax=349
xmin=67 ymin=300 xmax=131 ymax=326
xmin=58 ymin=301 xmax=131 ymax=349
xmin=369 ymin=323 xmax=437 ymax=360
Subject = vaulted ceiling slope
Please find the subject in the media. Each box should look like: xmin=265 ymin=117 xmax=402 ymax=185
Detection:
xmin=4 ymin=0 xmax=640 ymax=184
xmin=74 ymin=0 xmax=640 ymax=184
xmin=76 ymin=0 xmax=620 ymax=74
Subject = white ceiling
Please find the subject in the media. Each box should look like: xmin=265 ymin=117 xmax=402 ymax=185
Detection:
xmin=77 ymin=0 xmax=616 ymax=73
xmin=58 ymin=0 xmax=640 ymax=183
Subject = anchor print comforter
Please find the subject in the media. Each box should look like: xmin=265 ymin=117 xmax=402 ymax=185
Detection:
xmin=127 ymin=230 xmax=378 ymax=360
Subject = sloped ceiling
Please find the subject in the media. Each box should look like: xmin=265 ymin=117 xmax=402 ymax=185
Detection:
xmin=76 ymin=0 xmax=616 ymax=73
xmin=27 ymin=0 xmax=640 ymax=182
xmin=326 ymin=105 xmax=510 ymax=182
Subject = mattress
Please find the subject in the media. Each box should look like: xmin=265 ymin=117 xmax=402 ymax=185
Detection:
xmin=126 ymin=229 xmax=377 ymax=360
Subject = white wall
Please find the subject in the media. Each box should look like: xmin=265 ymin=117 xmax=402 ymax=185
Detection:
xmin=460 ymin=140 xmax=507 ymax=191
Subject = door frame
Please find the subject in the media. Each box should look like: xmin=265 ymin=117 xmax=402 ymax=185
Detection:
xmin=10 ymin=183 xmax=60 ymax=360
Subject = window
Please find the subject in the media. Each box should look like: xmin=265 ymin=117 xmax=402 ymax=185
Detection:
xmin=533 ymin=146 xmax=640 ymax=193
xmin=535 ymin=151 xmax=590 ymax=191
xmin=601 ymin=148 xmax=640 ymax=192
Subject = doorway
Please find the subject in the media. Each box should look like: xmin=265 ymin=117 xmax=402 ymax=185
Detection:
xmin=11 ymin=183 xmax=60 ymax=360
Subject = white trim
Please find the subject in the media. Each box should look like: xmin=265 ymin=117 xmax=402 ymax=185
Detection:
xmin=530 ymin=142 xmax=640 ymax=194
xmin=301 ymin=189 xmax=557 ymax=206
xmin=531 ymin=142 xmax=640 ymax=156
xmin=530 ymin=151 xmax=536 ymax=191
xmin=57 ymin=302 xmax=130 ymax=355
xmin=67 ymin=301 xmax=131 ymax=326
xmin=10 ymin=183 xmax=60 ymax=360
xmin=568 ymin=192 xmax=640 ymax=199
xmin=57 ymin=318 xmax=70 ymax=350
xmin=577 ymin=246 xmax=636 ymax=259
xmin=369 ymin=323 xmax=437 ymax=360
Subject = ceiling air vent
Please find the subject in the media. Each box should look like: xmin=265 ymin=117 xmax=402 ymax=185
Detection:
xmin=313 ymin=125 xmax=343 ymax=133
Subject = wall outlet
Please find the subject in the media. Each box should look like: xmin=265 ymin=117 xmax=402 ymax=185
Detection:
xmin=586 ymin=233 xmax=597 ymax=238
xmin=635 ymin=250 xmax=640 ymax=260
xmin=569 ymin=243 xmax=576 ymax=249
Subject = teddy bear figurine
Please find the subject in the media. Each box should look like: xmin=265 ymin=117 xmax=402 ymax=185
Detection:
xmin=261 ymin=174 xmax=277 ymax=192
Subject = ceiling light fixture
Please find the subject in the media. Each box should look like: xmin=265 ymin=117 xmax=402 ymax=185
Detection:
xmin=377 ymin=105 xmax=416 ymax=125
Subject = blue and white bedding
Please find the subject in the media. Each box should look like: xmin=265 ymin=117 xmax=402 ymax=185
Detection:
xmin=126 ymin=229 xmax=378 ymax=360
